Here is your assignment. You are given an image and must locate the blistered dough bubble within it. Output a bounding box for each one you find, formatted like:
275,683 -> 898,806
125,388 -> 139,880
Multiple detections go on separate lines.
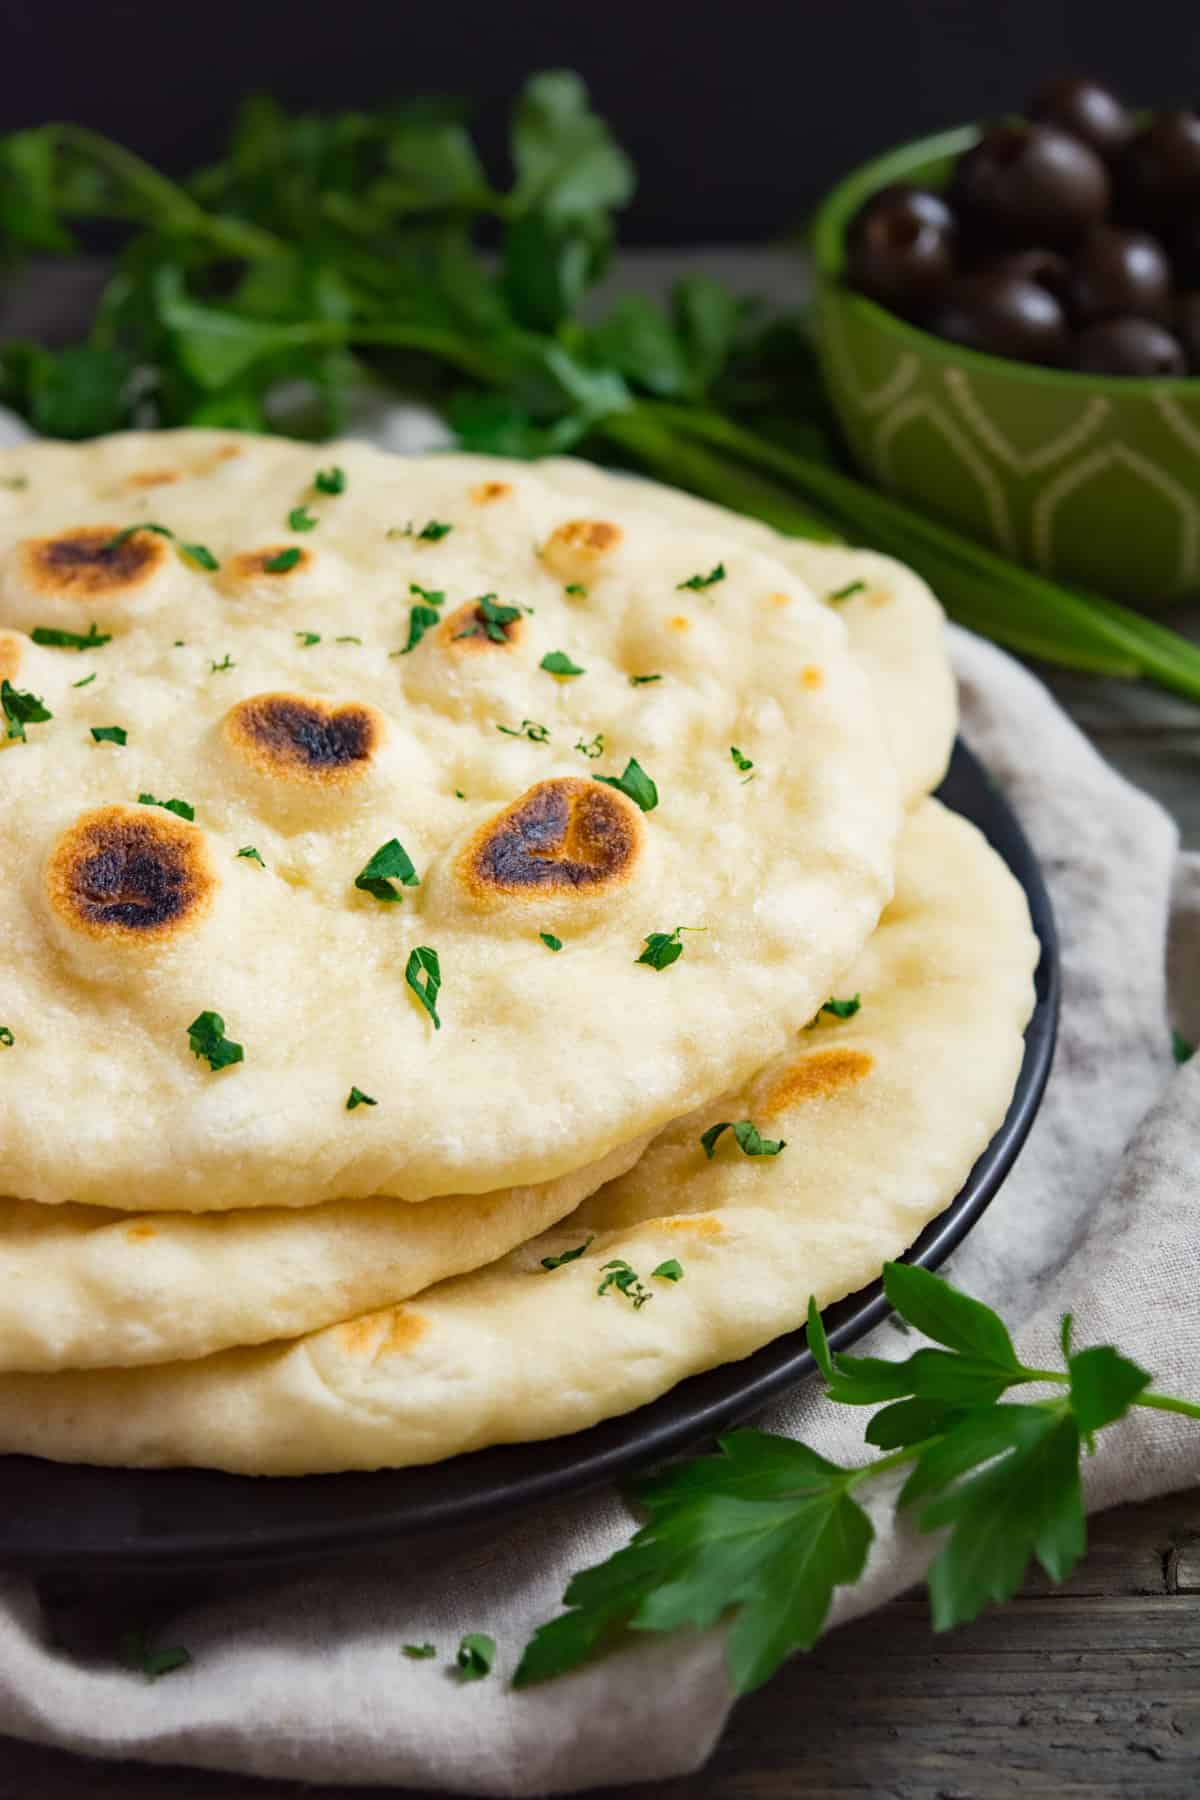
45,804 -> 216,944
222,693 -> 383,789
539,518 -> 623,584
458,777 -> 643,901
19,526 -> 166,601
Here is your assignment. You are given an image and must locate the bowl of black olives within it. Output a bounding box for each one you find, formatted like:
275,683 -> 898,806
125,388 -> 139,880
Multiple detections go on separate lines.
810,77 -> 1200,604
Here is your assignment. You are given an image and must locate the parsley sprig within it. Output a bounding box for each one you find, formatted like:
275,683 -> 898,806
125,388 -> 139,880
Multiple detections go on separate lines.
32,622 -> 111,650
517,1262 -> 1200,1695
355,838 -> 419,903
1,679 -> 52,741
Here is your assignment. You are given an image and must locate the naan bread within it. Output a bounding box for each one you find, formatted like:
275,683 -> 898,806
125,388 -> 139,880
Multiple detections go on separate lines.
0,432 -> 899,1211
0,802 -> 1037,1472
534,457 -> 956,807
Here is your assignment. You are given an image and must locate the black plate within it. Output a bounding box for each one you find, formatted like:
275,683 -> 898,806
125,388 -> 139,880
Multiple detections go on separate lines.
0,740 -> 1058,1572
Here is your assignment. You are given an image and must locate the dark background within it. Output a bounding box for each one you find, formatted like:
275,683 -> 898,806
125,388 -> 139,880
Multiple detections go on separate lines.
2,0 -> 1196,242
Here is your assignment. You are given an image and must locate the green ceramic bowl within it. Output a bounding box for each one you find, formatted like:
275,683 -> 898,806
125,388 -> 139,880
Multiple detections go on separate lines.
811,125 -> 1200,606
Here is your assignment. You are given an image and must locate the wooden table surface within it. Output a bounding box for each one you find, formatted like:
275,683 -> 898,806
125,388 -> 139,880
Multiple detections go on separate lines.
2,257 -> 1199,1793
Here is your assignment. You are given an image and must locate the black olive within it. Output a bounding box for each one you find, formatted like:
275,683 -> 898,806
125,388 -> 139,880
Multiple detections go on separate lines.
973,248 -> 1072,306
1175,293 -> 1200,372
926,272 -> 1069,364
1065,227 -> 1174,325
846,185 -> 957,316
951,123 -> 1110,250
1170,217 -> 1200,289
1117,110 -> 1200,227
1069,316 -> 1187,376
1029,75 -> 1134,160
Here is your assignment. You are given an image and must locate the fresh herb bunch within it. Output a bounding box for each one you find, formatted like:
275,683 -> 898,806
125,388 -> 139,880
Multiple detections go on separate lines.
516,1262 -> 1200,1695
5,75 -> 1200,699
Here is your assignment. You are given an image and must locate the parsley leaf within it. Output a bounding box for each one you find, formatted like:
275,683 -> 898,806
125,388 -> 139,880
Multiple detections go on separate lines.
346,1086 -> 378,1111
288,504 -> 318,531
403,1642 -> 437,1660
820,994 -> 861,1020
406,945 -> 442,1029
456,1633 -> 496,1681
539,931 -> 563,952
295,630 -> 321,646
186,1010 -> 244,1072
700,1120 -> 787,1160
122,1628 -> 192,1683
237,846 -> 265,867
335,635 -> 361,644
314,465 -> 346,495
138,793 -> 194,821
266,547 -> 302,573
541,1234 -> 594,1270
1173,1029 -> 1194,1065
829,580 -> 867,602
72,672 -> 97,688
90,725 -> 127,745
541,649 -> 585,677
677,563 -> 725,592
574,732 -> 604,759
597,1258 -> 651,1308
209,653 -> 235,672
0,1027 -> 13,1047
396,605 -> 442,654
394,519 -> 452,542
1,679 -> 52,741
355,839 -> 419,903
637,927 -> 684,970
497,718 -> 551,743
179,542 -> 220,571
730,746 -> 753,773
565,582 -> 588,596
652,1259 -> 684,1282
105,522 -> 173,552
32,622 -> 111,650
629,673 -> 662,686
455,595 -> 522,642
594,757 -> 657,811
410,582 -> 445,606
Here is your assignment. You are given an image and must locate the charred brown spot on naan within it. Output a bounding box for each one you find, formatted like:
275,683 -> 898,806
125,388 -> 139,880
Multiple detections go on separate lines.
123,469 -> 180,491
227,546 -> 313,581
460,777 -> 642,899
334,1307 -> 427,1361
222,693 -> 381,787
539,518 -> 623,583
471,480 -> 512,504
438,598 -> 525,652
46,806 -> 215,943
20,526 -> 166,600
760,1047 -> 875,1118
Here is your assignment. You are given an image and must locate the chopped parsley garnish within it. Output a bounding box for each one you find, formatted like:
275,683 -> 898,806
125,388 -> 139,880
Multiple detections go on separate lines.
314,465 -> 346,495
105,522 -> 173,552
594,757 -> 657,812
0,474 -> 28,491
393,518 -> 453,542
73,672 -> 97,688
539,931 -> 563,952
820,994 -> 862,1021
397,605 -> 441,655
652,1259 -> 684,1283
497,718 -> 550,743
629,672 -> 663,686
829,580 -> 867,602
597,1259 -> 651,1309
139,793 -> 194,821
455,595 -> 522,642
355,839 -> 419,903
295,630 -> 321,646
1173,1029 -> 1195,1066
288,505 -> 318,531
2,679 -> 52,741
179,542 -> 220,571
677,563 -> 725,592
186,1010 -> 244,1072
454,789 -> 466,799
209,654 -> 235,672
346,1086 -> 378,1111
405,946 -> 442,1029
122,1628 -> 192,1683
541,650 -> 585,677
410,582 -> 445,606
90,725 -> 127,745
636,926 -> 697,971
403,1643 -> 437,1660
236,846 -> 265,867
32,622 -> 112,651
0,1027 -> 13,1047
456,1633 -> 495,1681
335,635 -> 362,644
730,746 -> 753,773
574,732 -> 604,759
700,1120 -> 787,1160
541,1234 -> 594,1270
266,548 -> 302,573
565,582 -> 588,596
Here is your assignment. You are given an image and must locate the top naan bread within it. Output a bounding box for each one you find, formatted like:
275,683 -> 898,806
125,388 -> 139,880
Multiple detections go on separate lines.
0,431 -> 899,1211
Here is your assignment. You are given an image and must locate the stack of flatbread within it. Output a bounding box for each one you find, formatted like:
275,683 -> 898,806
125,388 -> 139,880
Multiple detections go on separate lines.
0,434 -> 1037,1475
